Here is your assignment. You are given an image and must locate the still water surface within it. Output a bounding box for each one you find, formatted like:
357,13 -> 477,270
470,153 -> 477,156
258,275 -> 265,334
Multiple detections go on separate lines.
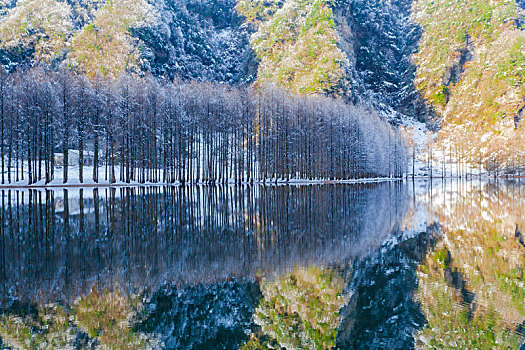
0,181 -> 524,349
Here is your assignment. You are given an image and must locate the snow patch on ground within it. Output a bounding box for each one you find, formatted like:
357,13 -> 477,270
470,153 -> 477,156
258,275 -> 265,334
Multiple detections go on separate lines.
0,165 -> 403,189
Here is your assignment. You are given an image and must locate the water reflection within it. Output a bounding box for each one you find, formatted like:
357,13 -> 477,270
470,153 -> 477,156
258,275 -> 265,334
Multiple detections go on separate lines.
0,184 -> 407,306
0,183 -> 409,349
414,180 -> 525,349
338,227 -> 439,349
0,181 -> 523,349
244,266 -> 348,349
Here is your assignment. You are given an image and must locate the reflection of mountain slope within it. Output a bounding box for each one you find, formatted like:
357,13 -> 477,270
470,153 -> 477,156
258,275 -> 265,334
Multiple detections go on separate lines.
244,266 -> 348,349
415,181 -> 525,348
337,226 -> 439,349
0,289 -> 155,349
0,282 -> 260,350
137,280 -> 261,350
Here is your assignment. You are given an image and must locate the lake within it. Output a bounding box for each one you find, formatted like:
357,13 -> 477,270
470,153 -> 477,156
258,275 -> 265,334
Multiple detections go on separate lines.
0,181 -> 524,349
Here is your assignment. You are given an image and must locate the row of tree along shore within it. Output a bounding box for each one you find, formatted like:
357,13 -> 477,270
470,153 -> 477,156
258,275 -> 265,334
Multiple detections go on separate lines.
0,67 -> 408,185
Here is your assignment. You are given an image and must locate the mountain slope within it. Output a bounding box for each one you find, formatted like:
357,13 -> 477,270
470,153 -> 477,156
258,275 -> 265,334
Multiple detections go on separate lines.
333,0 -> 428,120
0,0 -> 254,82
413,0 -> 524,122
237,0 -> 349,95
413,0 -> 525,173
138,0 -> 254,83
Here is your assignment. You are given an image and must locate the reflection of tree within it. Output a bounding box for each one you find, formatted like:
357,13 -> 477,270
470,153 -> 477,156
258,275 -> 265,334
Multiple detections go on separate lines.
243,266 -> 347,350
415,181 -> 525,348
0,183 -> 408,306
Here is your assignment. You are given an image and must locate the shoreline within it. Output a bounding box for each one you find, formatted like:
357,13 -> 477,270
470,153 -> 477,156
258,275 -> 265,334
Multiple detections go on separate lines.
0,175 -> 521,189
0,177 -> 403,190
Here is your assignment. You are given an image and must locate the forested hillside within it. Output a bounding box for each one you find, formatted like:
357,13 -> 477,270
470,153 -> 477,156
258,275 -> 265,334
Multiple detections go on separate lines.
1,0 -> 525,177
0,0 -> 254,82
